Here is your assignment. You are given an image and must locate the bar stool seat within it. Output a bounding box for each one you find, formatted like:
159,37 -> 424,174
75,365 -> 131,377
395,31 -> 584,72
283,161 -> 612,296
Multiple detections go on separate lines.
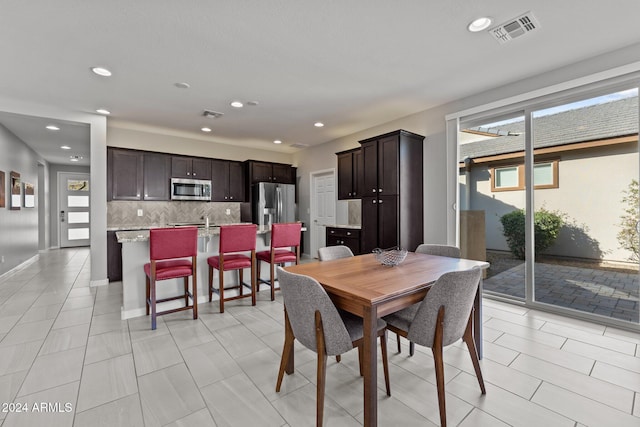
144,226 -> 198,330
207,224 -> 257,313
256,222 -> 301,301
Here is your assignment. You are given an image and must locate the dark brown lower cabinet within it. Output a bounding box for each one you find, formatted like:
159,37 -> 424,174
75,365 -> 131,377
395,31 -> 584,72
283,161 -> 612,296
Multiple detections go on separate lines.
326,227 -> 361,255
107,231 -> 122,282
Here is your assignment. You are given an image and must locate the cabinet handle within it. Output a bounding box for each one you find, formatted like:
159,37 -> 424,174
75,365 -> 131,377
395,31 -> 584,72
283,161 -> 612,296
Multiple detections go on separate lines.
379,199 -> 383,204
372,189 -> 377,193
347,232 -> 351,236
372,200 -> 377,204
378,188 -> 382,193
330,230 -> 335,234
193,172 -> 196,176
224,196 -> 228,200
230,196 -> 233,200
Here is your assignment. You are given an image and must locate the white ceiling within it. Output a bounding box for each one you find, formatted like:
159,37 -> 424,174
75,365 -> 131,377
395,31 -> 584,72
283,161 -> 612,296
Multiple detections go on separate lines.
1,0 -> 640,167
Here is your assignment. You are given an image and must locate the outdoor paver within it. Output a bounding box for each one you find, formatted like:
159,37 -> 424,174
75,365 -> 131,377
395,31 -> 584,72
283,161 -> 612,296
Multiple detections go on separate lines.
485,263 -> 639,322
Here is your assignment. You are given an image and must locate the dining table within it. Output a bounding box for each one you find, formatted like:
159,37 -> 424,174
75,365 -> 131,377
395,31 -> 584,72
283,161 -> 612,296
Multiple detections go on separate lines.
283,251 -> 489,427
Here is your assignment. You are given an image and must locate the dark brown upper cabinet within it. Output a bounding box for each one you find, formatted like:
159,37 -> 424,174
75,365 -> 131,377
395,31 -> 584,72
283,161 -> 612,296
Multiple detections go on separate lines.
337,148 -> 363,199
359,130 -> 424,253
143,152 -> 171,200
211,159 -> 246,202
108,148 -> 143,201
171,156 -> 212,180
246,160 -> 295,184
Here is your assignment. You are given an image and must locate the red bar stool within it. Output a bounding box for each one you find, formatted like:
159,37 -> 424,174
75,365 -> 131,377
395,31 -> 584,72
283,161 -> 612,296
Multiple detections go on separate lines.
144,227 -> 198,330
207,224 -> 257,313
256,222 -> 301,301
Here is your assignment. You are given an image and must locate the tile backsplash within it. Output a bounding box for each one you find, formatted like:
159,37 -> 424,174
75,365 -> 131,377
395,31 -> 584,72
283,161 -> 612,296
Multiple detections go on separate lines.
107,201 -> 241,228
348,200 -> 361,225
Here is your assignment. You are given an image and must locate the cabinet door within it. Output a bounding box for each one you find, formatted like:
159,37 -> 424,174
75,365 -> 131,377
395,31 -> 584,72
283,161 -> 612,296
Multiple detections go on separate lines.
361,197 -> 379,254
337,152 -> 354,200
377,195 -> 399,249
107,231 -> 122,282
143,152 -> 171,200
352,149 -> 363,198
210,159 -> 229,202
251,161 -> 273,183
272,163 -> 293,183
361,140 -> 378,196
227,161 -> 245,201
171,156 -> 191,178
191,158 -> 212,180
343,237 -> 361,255
111,149 -> 143,200
377,135 -> 399,196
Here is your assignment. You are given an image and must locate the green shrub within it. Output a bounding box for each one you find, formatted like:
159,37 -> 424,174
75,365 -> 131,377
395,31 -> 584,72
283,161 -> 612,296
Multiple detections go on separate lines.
617,179 -> 639,261
500,208 -> 564,260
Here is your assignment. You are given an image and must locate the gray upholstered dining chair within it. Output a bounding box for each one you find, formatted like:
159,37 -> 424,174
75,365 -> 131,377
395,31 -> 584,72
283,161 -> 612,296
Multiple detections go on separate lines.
275,267 -> 390,427
383,268 -> 486,427
317,245 -> 354,261
397,244 -> 461,355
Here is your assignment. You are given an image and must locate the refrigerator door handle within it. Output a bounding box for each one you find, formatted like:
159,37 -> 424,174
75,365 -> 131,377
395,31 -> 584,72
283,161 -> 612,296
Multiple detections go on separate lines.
276,186 -> 282,223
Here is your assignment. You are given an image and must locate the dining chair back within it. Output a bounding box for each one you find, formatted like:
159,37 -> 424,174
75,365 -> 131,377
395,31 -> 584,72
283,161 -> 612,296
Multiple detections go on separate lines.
207,224 -> 257,313
275,267 -> 390,427
144,227 -> 198,330
415,244 -> 461,258
384,268 -> 485,427
317,245 -> 353,261
256,222 -> 301,301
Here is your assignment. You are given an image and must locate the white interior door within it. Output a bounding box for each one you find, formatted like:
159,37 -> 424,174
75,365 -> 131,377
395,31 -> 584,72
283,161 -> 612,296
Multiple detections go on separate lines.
310,170 -> 336,258
59,172 -> 90,248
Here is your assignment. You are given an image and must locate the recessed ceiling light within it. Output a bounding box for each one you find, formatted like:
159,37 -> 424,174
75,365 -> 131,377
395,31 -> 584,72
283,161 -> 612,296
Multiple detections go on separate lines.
230,101 -> 244,108
314,122 -> 324,128
201,127 -> 212,132
46,125 -> 60,131
96,109 -> 111,115
91,66 -> 112,77
174,82 -> 190,89
60,145 -> 71,150
468,17 -> 492,32
273,140 -> 282,144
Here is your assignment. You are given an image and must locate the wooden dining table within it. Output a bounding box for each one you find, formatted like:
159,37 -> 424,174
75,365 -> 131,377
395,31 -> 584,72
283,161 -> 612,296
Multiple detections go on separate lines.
283,251 -> 489,427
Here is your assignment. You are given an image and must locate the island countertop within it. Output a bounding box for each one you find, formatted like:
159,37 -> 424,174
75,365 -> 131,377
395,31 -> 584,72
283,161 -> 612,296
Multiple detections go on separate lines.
115,225 -> 274,243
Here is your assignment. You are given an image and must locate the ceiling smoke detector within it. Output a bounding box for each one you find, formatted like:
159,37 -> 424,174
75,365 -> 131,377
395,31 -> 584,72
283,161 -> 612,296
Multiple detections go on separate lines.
490,12 -> 539,44
203,110 -> 224,119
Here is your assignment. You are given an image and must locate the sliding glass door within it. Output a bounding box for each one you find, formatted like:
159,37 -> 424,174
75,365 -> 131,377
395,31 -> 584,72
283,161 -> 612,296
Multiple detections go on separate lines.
457,84 -> 639,327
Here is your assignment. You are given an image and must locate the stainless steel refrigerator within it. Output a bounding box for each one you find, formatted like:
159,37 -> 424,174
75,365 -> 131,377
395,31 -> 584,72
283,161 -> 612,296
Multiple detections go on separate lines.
253,182 -> 296,228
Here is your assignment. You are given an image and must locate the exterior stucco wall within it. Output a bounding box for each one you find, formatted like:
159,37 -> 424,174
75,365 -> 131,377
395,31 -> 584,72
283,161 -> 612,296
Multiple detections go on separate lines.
463,143 -> 638,262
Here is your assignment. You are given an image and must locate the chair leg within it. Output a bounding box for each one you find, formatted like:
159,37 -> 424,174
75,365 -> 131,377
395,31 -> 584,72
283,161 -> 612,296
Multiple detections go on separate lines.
145,276 -> 150,316
239,269 -> 244,296
256,260 -> 261,293
191,267 -> 198,320
335,355 -> 341,363
409,341 -> 415,357
396,333 -> 401,353
432,306 -> 447,427
463,312 -> 486,394
250,255 -> 256,306
358,344 -> 364,376
270,261 -> 276,301
276,322 -> 295,392
150,279 -> 157,330
380,330 -> 391,397
219,266 -> 225,313
315,311 -> 327,427
183,277 -> 189,307
208,265 -> 214,302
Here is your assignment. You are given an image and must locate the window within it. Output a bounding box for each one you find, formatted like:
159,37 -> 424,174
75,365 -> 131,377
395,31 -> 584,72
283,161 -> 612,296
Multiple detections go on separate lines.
491,160 -> 558,191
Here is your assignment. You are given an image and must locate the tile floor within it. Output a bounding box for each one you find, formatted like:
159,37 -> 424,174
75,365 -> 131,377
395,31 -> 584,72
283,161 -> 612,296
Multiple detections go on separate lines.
0,247 -> 639,426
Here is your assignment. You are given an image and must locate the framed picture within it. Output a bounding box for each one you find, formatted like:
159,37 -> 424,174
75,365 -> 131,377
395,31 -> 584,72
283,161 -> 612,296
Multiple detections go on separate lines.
24,182 -> 35,208
0,171 -> 5,208
10,171 -> 20,210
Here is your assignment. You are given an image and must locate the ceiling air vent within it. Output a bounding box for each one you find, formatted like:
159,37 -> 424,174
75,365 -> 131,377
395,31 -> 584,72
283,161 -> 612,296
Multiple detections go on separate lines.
490,12 -> 539,44
203,110 -> 224,119
290,143 -> 309,149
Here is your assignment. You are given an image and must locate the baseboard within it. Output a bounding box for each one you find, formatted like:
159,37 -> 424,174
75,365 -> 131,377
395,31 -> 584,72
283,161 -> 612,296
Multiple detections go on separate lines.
90,278 -> 109,287
0,254 -> 40,281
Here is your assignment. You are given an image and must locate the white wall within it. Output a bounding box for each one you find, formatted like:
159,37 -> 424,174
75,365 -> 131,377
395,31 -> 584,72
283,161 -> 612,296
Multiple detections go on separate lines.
0,124 -> 47,276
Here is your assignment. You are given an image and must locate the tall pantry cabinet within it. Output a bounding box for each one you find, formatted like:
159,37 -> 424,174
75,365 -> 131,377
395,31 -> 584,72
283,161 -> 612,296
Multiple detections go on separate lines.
360,130 -> 424,253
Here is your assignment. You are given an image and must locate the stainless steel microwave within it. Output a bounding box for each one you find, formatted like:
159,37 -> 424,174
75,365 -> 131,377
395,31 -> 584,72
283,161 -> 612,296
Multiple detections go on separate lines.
170,178 -> 212,201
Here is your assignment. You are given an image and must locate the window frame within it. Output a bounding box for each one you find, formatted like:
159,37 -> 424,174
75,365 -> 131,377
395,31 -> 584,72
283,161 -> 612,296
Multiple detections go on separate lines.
490,159 -> 559,192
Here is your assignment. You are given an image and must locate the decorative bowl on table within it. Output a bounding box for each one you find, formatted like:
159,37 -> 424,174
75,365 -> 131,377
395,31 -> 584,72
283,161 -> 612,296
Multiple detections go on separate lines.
373,247 -> 408,266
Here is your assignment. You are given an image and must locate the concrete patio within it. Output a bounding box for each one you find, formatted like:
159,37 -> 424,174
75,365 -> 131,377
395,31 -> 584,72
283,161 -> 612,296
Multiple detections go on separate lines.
484,262 -> 639,323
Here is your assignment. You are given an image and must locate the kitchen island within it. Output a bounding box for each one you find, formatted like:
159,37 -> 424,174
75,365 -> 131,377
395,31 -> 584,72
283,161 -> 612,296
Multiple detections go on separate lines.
115,225 -> 297,319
